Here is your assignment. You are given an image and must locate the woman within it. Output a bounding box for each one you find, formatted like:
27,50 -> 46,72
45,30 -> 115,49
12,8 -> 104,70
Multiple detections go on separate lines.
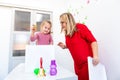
58,12 -> 99,80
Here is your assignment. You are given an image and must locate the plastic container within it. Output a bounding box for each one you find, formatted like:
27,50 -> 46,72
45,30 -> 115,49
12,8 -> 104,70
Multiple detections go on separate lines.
50,60 -> 57,76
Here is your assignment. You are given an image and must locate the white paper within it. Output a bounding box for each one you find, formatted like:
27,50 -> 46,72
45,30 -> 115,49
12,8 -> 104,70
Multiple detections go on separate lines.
25,45 -> 55,73
88,57 -> 107,80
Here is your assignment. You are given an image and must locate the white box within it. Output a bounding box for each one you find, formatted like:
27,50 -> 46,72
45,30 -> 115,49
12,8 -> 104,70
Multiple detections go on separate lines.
25,45 -> 55,73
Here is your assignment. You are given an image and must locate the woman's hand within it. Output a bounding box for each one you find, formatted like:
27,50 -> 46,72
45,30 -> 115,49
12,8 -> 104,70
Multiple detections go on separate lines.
58,42 -> 66,49
92,57 -> 99,66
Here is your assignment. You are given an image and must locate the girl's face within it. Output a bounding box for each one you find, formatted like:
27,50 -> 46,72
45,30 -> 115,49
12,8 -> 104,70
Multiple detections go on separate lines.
42,22 -> 51,34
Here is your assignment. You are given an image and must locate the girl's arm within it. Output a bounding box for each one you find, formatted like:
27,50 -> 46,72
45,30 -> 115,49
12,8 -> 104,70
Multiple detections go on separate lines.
30,26 -> 37,41
49,34 -> 53,45
50,42 -> 53,45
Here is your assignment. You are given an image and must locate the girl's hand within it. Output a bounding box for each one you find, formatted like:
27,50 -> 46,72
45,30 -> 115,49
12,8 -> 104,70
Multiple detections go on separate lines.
58,42 -> 66,49
31,25 -> 37,33
92,57 -> 99,66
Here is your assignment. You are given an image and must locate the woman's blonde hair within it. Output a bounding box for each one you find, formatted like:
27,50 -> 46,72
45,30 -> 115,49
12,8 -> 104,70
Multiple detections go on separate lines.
60,12 -> 76,36
40,20 -> 52,33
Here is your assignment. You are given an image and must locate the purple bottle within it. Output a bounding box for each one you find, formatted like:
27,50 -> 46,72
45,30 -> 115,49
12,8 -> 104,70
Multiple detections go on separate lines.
50,60 -> 57,76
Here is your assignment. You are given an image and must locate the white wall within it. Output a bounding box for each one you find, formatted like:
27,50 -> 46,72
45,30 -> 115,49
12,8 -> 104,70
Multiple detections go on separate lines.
0,7 -> 12,80
64,0 -> 120,80
86,1 -> 120,80
0,0 -> 120,80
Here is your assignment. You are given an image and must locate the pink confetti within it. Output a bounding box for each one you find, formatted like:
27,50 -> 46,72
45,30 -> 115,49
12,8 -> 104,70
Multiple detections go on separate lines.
87,0 -> 90,4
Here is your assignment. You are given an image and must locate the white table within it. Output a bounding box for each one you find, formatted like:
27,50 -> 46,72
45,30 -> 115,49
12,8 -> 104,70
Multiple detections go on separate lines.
4,63 -> 78,80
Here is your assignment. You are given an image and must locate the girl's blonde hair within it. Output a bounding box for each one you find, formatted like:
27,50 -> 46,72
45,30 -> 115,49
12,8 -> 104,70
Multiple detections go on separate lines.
40,20 -> 52,33
60,12 -> 76,37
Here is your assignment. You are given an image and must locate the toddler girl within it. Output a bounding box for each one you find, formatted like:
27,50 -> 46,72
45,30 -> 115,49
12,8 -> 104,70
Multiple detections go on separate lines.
30,20 -> 53,45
